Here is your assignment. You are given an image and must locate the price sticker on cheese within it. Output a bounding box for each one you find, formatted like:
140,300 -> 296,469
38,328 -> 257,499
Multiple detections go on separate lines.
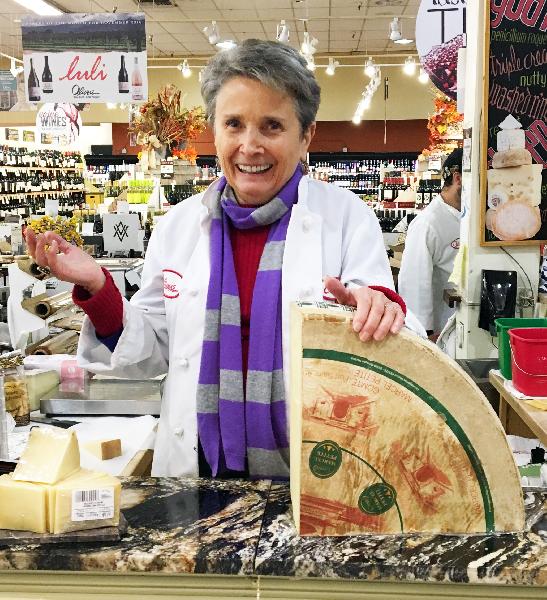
72,487 -> 115,521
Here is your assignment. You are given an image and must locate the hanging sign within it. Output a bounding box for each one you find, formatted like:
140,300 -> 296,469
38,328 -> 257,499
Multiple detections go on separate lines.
416,0 -> 466,99
21,13 -> 147,104
36,103 -> 82,146
480,0 -> 547,246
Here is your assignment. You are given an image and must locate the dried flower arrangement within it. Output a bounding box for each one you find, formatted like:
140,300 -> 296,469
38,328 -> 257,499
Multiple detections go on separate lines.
129,84 -> 206,169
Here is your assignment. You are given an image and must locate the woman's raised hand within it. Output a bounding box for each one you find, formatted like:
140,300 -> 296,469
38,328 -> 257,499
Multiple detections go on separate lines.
25,228 -> 106,295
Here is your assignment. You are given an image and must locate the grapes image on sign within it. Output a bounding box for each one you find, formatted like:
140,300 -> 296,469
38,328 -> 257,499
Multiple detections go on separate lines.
416,0 -> 466,100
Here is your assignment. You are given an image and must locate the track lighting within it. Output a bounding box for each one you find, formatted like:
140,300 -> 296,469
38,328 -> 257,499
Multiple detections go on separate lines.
203,21 -> 220,45
276,20 -> 289,43
364,57 -> 376,78
403,56 -> 416,76
389,17 -> 413,45
9,58 -> 23,78
179,59 -> 191,78
301,31 -> 318,56
418,68 -> 429,84
216,40 -> 237,50
326,57 -> 339,76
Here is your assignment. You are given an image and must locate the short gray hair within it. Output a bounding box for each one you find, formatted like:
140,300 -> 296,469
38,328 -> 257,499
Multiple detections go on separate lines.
201,39 -> 321,135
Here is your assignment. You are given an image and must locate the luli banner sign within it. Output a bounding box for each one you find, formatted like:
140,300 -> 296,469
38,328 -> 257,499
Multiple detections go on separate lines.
21,13 -> 147,104
480,0 -> 547,246
416,0 -> 467,100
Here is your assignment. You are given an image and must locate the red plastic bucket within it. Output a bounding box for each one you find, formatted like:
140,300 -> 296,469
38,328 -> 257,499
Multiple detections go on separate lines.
509,328 -> 547,397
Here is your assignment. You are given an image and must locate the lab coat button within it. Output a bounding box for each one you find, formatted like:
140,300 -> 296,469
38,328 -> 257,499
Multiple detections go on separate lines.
179,358 -> 189,369
302,217 -> 312,232
301,287 -> 314,298
189,288 -> 199,297
174,427 -> 184,438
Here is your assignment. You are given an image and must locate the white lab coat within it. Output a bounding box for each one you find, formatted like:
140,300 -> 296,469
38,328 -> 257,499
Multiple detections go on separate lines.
398,194 -> 461,333
78,176 -> 423,476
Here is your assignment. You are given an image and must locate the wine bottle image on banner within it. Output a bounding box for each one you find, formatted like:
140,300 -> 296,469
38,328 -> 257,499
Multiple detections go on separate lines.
131,56 -> 143,101
28,58 -> 41,102
42,56 -> 53,94
118,55 -> 128,94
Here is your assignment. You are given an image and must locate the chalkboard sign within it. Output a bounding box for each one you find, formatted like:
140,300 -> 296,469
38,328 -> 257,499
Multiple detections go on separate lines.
481,0 -> 546,246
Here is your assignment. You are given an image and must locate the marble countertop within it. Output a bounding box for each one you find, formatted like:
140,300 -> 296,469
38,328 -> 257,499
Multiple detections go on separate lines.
0,478 -> 545,586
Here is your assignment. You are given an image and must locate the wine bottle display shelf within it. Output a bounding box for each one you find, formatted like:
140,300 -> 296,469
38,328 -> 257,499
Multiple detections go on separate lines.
0,166 -> 83,172
0,190 -> 84,197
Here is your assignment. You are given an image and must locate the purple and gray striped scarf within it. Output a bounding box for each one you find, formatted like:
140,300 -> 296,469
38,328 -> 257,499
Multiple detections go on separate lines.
196,166 -> 302,479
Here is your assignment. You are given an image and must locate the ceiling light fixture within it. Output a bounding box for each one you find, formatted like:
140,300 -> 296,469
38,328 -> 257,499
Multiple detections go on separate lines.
179,59 -> 191,78
354,67 -> 381,122
301,31 -> 318,56
326,57 -> 339,76
216,40 -> 237,51
9,58 -> 23,78
403,56 -> 416,76
389,17 -> 413,45
276,19 -> 289,43
364,57 -> 376,78
12,0 -> 62,16
418,67 -> 429,84
203,21 -> 221,46
306,57 -> 316,71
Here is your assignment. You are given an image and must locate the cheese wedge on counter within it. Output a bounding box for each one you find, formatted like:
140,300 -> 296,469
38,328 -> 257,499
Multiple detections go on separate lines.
82,438 -> 122,461
290,302 -> 525,536
24,369 -> 60,412
51,469 -> 121,534
12,428 -> 80,485
0,474 -> 48,533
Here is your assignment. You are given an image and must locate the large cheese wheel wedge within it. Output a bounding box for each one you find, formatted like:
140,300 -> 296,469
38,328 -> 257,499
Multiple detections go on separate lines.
290,302 -> 524,536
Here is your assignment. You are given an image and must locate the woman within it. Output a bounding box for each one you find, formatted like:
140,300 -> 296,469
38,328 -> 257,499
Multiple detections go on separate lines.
26,40 -> 418,479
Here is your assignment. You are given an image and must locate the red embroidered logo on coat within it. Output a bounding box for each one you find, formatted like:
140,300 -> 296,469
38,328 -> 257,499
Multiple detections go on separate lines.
451,238 -> 460,250
163,269 -> 183,299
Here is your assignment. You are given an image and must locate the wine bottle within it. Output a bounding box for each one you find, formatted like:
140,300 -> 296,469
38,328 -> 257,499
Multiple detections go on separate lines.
42,56 -> 53,94
28,58 -> 41,102
118,55 -> 129,94
131,56 -> 143,101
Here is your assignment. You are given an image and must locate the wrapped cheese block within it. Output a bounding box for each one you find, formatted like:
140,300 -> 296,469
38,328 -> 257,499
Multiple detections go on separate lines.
290,302 -> 525,536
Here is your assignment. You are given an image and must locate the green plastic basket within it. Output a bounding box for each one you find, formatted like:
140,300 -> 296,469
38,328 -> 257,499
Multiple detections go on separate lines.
495,318 -> 547,379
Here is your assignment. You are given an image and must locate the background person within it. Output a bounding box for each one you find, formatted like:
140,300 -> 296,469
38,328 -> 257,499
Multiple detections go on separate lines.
26,39 -> 419,479
398,148 -> 463,341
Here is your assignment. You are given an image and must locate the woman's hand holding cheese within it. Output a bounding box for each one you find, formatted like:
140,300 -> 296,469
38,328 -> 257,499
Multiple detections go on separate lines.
324,276 -> 405,342
25,227 -> 105,295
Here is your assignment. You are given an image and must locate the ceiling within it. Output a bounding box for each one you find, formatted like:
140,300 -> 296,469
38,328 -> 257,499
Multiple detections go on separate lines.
0,0 -> 420,63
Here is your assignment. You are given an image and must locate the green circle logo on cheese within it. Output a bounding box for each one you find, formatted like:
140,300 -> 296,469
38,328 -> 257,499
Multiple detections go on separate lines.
309,440 -> 342,478
358,482 -> 397,515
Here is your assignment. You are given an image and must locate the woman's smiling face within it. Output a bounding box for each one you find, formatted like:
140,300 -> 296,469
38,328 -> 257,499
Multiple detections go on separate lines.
213,76 -> 315,206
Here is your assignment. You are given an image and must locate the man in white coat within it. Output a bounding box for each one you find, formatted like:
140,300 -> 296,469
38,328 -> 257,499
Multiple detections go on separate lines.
398,149 -> 463,340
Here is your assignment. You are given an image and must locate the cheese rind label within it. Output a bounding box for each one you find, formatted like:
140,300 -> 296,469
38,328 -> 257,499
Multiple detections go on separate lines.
72,487 -> 115,521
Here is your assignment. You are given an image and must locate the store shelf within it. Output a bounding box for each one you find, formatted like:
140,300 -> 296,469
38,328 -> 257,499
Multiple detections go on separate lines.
0,166 -> 83,172
0,190 -> 84,197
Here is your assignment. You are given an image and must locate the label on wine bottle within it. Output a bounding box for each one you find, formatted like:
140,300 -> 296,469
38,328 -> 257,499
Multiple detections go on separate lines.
43,82 -> 53,93
132,86 -> 143,100
119,82 -> 129,93
29,87 -> 40,100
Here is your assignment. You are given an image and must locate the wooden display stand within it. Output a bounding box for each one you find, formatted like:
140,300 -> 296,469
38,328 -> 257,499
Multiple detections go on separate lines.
489,371 -> 547,445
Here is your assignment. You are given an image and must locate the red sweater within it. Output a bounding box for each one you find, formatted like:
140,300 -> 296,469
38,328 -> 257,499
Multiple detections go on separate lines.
74,227 -> 406,360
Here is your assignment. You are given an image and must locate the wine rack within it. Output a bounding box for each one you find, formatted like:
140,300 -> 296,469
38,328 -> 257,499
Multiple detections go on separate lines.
0,145 -> 85,219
